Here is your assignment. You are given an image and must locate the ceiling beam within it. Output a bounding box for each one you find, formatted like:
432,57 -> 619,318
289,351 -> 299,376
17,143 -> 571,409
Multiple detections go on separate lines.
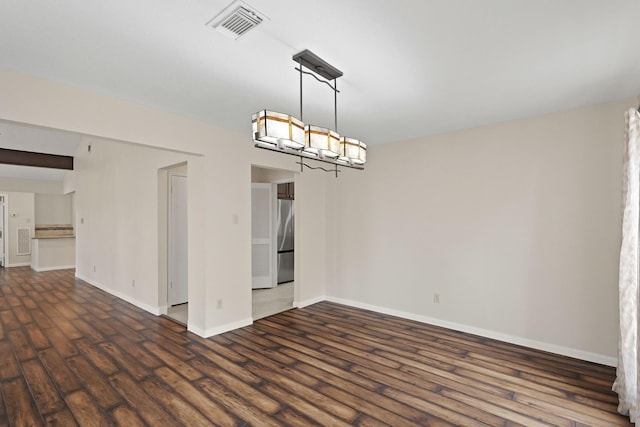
0,148 -> 73,170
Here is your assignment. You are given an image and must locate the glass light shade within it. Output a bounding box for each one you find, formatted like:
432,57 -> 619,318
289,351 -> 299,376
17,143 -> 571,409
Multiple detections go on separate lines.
252,110 -> 305,150
340,137 -> 367,164
304,125 -> 340,158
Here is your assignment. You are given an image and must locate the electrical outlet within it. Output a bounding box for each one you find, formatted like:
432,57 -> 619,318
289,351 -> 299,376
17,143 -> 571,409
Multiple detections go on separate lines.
433,293 -> 440,304
132,280 -> 135,287
217,299 -> 223,309
93,265 -> 96,272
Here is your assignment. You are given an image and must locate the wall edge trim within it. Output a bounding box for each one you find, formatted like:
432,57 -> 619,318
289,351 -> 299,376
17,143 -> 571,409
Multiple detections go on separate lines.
297,295 -> 326,308
7,262 -> 31,268
189,317 -> 253,338
75,273 -> 161,316
32,264 -> 75,272
325,296 -> 617,367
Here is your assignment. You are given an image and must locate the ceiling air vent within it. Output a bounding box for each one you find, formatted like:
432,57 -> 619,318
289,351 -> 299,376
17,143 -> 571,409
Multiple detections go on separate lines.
206,1 -> 267,40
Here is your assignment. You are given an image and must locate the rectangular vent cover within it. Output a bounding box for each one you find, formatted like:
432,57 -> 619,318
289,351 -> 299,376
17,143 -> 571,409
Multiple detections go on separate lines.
17,227 -> 30,255
207,1 -> 267,40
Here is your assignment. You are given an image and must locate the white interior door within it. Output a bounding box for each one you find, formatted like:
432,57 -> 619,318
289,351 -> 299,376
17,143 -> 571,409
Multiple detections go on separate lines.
168,174 -> 188,305
252,183 -> 275,289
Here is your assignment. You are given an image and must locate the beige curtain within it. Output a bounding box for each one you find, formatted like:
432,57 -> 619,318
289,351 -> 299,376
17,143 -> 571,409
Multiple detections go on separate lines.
614,108 -> 640,423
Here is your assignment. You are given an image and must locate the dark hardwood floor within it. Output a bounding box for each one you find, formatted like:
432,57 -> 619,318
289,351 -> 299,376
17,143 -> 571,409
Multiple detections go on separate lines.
0,267 -> 631,426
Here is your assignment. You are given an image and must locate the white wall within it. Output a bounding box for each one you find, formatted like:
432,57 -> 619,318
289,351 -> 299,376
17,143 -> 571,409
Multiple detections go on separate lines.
0,177 -> 62,194
4,192 -> 35,266
251,166 -> 295,183
73,137 -> 197,315
327,98 -> 633,365
0,67 -> 329,337
35,193 -> 73,224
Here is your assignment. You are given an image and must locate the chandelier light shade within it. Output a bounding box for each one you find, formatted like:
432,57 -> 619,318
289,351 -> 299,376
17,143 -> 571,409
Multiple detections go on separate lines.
304,125 -> 340,158
252,49 -> 366,177
252,110 -> 305,150
340,137 -> 367,165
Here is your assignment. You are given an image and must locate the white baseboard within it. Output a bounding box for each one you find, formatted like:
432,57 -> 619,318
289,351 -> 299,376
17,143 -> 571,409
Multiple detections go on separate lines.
297,295 -> 325,308
75,273 -> 161,316
189,317 -> 253,339
325,296 -> 617,367
7,262 -> 31,267
32,264 -> 75,272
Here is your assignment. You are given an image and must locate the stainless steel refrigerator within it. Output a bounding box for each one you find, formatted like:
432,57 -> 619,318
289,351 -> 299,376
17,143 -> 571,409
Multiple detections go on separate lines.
276,184 -> 294,284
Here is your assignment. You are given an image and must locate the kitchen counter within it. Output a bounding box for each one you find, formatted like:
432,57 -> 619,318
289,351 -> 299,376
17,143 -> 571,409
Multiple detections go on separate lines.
31,236 -> 75,272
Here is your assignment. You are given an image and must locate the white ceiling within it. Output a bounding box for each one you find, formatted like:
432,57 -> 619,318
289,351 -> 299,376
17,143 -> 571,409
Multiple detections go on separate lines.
0,0 -> 638,154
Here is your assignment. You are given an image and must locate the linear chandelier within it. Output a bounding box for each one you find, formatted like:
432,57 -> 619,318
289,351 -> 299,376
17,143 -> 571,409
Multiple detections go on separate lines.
252,49 -> 366,176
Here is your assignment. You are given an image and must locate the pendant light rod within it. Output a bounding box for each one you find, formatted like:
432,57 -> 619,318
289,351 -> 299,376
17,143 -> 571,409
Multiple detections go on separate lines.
334,79 -> 338,131
296,160 -> 341,177
293,67 -> 340,93
299,59 -> 303,121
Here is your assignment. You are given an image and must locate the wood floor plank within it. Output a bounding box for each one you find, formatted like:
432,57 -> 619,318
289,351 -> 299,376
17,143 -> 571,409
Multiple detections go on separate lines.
0,310 -> 21,331
273,407 -> 324,426
0,388 -> 7,427
21,359 -> 66,415
111,405 -> 146,427
75,339 -> 119,376
260,382 -> 354,427
43,409 -> 78,427
196,377 -> 283,427
246,361 -> 359,422
44,326 -> 78,359
190,358 -> 281,414
0,268 -> 633,426
153,366 -> 239,426
38,348 -> 83,394
141,341 -> 202,381
314,382 -> 429,426
110,335 -> 161,369
2,376 -> 43,426
67,355 -> 122,409
280,346 -> 383,391
140,329 -> 194,360
7,328 -> 36,361
109,372 -> 180,427
24,323 -> 52,350
0,341 -> 20,380
189,342 -> 263,385
142,377 -> 211,425
98,342 -> 150,380
12,306 -> 33,325
64,390 -> 111,427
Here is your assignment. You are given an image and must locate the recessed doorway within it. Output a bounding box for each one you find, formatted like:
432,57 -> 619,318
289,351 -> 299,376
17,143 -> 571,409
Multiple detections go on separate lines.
159,163 -> 189,325
251,166 -> 295,320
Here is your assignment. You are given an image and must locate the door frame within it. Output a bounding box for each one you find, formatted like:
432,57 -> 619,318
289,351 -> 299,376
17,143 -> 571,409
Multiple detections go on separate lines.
157,162 -> 188,318
0,193 -> 7,268
168,172 -> 188,306
251,183 -> 276,289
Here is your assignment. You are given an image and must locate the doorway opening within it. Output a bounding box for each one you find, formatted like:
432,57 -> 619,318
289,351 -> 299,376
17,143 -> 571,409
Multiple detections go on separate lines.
251,166 -> 296,320
158,163 -> 189,325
